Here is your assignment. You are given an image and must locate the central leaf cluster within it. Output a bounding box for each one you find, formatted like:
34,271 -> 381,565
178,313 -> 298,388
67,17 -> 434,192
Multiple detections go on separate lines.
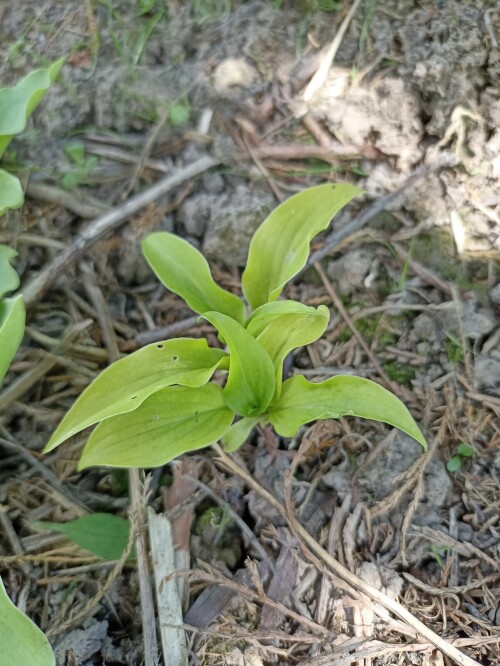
45,184 -> 426,469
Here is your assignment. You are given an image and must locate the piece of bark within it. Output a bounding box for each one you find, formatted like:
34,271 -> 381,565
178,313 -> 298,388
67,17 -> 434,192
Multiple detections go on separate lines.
185,560 -> 272,629
148,508 -> 188,666
258,546 -> 298,631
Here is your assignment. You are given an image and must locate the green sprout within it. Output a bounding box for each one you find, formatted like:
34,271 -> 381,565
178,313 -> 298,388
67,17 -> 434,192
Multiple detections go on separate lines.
446,443 -> 473,473
45,184 -> 426,470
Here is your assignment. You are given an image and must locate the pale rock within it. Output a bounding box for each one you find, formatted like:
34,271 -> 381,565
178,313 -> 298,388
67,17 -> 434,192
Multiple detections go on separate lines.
474,357 -> 500,391
413,314 -> 439,344
203,185 -> 275,266
489,283 -> 500,305
326,249 -> 373,296
433,301 -> 496,339
213,58 -> 257,94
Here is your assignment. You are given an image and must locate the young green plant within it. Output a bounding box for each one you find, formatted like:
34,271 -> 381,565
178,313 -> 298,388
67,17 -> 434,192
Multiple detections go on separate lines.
0,58 -> 64,383
446,442 -> 473,473
45,184 -> 426,469
0,58 -> 64,666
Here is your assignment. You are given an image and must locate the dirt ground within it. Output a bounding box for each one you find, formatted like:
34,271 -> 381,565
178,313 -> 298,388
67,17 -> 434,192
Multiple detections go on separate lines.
1,1 -> 500,664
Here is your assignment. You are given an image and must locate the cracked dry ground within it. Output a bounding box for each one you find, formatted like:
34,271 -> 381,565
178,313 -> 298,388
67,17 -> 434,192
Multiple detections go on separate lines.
1,1 -> 499,665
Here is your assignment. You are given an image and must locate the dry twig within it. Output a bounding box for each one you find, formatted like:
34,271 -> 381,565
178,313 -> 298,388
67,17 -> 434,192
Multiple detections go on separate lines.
303,0 -> 363,102
22,156 -> 219,307
129,472 -> 159,666
213,444 -> 482,666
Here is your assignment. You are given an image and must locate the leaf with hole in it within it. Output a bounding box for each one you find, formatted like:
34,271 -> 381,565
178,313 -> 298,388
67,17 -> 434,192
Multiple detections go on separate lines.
45,338 -> 227,453
247,302 -> 330,397
0,58 -> 64,158
78,383 -> 234,469
142,232 -> 245,323
0,576 -> 54,666
203,311 -> 275,417
242,183 -> 360,309
34,513 -> 134,560
268,374 -> 426,448
0,170 -> 24,217
0,295 -> 25,385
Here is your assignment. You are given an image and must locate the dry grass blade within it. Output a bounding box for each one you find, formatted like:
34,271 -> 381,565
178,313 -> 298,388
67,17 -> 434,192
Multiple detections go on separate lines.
21,156 -> 220,307
186,475 -> 268,560
0,320 -> 93,414
314,261 -> 405,397
403,571 -> 500,596
0,432 -> 87,514
213,444 -> 483,666
303,0 -> 363,102
26,181 -> 109,218
306,166 -> 434,267
409,525 -> 498,570
299,636 -> 500,666
129,470 -> 159,666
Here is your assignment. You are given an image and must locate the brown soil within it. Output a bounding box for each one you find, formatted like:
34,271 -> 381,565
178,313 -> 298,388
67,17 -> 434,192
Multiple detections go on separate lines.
1,1 -> 499,664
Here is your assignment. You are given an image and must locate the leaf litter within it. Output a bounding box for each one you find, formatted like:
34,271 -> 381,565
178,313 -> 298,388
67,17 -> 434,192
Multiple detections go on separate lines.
0,0 -> 499,664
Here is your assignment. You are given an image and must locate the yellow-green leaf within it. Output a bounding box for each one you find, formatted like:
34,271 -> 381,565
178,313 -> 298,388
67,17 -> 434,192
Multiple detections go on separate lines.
0,170 -> 24,216
142,232 -> 245,323
203,311 -> 275,417
247,301 -> 330,397
245,300 -> 322,336
0,576 -> 54,666
242,183 -> 360,309
221,416 -> 261,452
0,58 -> 64,157
268,374 -> 426,448
79,383 -> 234,469
0,244 -> 21,297
45,338 -> 226,452
0,295 -> 25,384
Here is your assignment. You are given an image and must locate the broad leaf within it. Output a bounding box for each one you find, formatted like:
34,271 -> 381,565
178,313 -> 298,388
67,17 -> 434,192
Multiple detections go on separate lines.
34,513 -> 134,560
0,58 -> 64,157
45,338 -> 227,452
203,311 -> 275,417
0,576 -> 55,666
0,170 -> 23,216
446,456 -> 461,473
251,304 -> 330,397
268,374 -> 426,448
0,295 -> 25,384
78,383 -> 234,468
456,443 -> 473,458
0,245 -> 21,298
221,416 -> 261,452
142,232 -> 245,323
242,183 -> 360,309
245,300 -> 323,335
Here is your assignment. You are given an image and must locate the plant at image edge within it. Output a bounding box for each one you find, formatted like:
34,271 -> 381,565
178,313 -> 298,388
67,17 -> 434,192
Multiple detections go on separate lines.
45,184 -> 427,469
0,58 -> 64,384
0,59 -> 64,666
